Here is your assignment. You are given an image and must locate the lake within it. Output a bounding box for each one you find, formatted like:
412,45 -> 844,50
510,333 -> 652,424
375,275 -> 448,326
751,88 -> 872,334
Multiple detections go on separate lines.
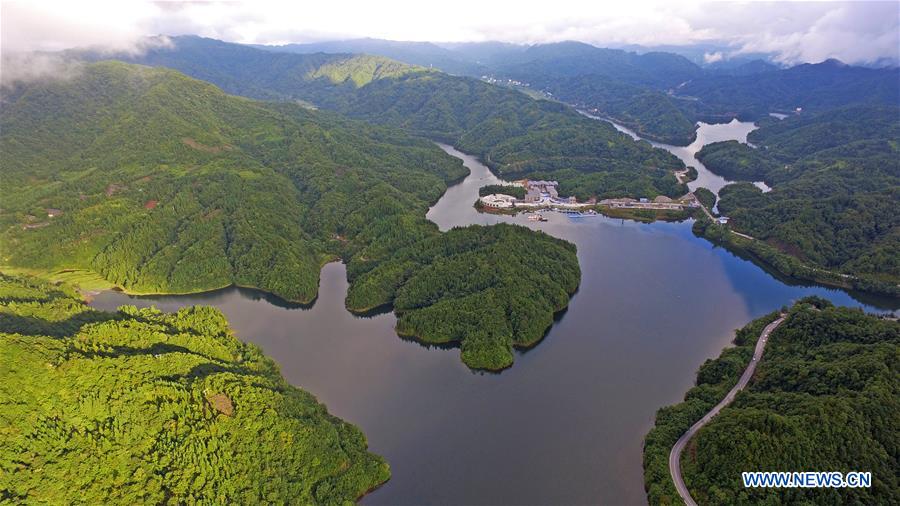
582,112 -> 772,195
91,138 -> 897,505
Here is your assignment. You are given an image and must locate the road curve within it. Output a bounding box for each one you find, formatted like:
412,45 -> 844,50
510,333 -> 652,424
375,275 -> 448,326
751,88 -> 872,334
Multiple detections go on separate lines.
669,314 -> 787,506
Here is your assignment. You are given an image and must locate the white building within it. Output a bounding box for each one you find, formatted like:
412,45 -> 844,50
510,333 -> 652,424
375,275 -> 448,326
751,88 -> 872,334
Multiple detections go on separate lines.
479,194 -> 517,209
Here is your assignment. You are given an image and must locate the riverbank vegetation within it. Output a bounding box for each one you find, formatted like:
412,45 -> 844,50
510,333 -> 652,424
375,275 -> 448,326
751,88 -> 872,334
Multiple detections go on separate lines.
644,309 -> 781,505
693,215 -> 897,297
346,224 -> 580,370
644,298 -> 899,505
536,78 -> 698,145
0,273 -> 390,503
692,187 -> 717,211
704,106 -> 900,296
1,61 -> 583,370
598,206 -> 694,223
694,140 -> 776,182
0,61 -> 463,303
478,184 -> 526,199
474,42 -> 702,145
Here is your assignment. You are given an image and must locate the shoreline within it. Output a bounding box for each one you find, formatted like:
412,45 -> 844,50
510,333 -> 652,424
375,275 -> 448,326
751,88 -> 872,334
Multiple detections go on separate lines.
573,114 -> 899,302
391,285 -> 579,373
0,265 -> 326,307
692,217 -> 900,301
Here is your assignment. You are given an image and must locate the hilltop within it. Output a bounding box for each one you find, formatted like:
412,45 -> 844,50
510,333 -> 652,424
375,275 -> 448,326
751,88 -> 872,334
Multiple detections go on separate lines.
0,60 -> 581,370
91,36 -> 688,201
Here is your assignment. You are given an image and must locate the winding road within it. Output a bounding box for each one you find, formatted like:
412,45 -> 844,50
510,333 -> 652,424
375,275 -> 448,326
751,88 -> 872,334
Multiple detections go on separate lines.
668,314 -> 787,506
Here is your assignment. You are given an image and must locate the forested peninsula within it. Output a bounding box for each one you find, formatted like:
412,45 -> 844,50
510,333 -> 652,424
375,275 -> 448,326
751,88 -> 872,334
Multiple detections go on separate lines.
0,61 -> 579,370
694,106 -> 900,296
347,224 -> 579,370
644,298 -> 899,505
0,274 -> 390,503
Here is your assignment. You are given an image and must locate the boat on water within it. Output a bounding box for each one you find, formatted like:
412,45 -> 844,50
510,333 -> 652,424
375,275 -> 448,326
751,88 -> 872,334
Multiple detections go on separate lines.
568,209 -> 600,218
527,213 -> 548,222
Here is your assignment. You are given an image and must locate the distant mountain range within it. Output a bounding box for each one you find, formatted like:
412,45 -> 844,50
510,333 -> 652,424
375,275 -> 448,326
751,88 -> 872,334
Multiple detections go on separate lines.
3,29 -> 898,506
3,36 -> 900,302
251,37 -> 899,145
252,38 -> 487,76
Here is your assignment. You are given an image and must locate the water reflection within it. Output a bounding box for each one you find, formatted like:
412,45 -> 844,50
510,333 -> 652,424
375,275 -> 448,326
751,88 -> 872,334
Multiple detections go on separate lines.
90,140 -> 896,506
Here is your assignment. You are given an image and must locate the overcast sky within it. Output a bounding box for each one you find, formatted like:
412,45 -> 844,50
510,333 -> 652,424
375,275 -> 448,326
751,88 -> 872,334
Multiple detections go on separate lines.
2,1 -> 898,65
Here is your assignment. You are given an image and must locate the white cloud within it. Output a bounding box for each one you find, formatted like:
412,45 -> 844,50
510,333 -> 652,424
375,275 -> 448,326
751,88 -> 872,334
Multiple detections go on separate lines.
1,0 -> 897,65
0,52 -> 83,89
703,51 -> 724,64
729,3 -> 900,65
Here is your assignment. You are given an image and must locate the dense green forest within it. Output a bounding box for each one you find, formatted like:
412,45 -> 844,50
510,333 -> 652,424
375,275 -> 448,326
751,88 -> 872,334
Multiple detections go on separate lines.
0,273 -> 389,503
679,60 -> 900,121
488,42 -> 702,89
701,106 -> 900,294
692,187 -> 717,211
500,52 -> 898,139
255,39 -> 488,77
694,141 -> 777,182
242,38 -> 899,148
258,39 -> 702,144
462,44 -> 896,145
644,298 -> 899,505
562,82 -> 697,145
94,36 -> 689,201
346,224 -> 580,370
0,61 -> 582,369
479,42 -> 701,144
0,61 -> 463,302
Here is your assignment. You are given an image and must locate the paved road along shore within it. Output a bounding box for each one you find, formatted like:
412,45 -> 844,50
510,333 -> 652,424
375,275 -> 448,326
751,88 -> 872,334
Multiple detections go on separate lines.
668,314 -> 788,506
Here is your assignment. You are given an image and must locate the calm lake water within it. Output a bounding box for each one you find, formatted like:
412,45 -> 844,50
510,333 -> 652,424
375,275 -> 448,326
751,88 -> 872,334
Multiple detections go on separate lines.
91,139 -> 897,505
583,113 -> 771,195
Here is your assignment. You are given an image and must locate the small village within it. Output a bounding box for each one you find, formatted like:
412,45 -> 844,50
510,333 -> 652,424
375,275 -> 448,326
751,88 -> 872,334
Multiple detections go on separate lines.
479,180 -> 701,216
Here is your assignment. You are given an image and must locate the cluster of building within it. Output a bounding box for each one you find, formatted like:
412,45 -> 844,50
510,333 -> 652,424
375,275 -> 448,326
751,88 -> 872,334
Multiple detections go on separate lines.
480,180 -> 586,210
479,193 -> 517,209
523,180 -> 579,204
480,181 -> 704,215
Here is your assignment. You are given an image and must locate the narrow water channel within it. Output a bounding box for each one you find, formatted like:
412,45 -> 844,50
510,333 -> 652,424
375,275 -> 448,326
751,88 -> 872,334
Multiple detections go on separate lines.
90,135 -> 896,505
581,112 -> 771,195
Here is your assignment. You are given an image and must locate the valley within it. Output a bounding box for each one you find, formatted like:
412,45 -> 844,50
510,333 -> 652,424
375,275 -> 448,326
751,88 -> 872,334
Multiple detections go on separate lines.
2,11 -> 898,504
85,138 -> 896,505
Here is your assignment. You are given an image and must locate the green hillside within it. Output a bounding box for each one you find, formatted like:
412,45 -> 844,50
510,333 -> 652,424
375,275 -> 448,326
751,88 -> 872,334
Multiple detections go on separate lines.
257,40 -> 702,144
0,61 -> 460,302
105,36 -> 688,201
347,224 -> 580,370
644,298 -> 899,505
0,273 -> 389,503
483,42 -> 702,145
697,106 -> 900,295
694,140 -> 777,182
0,61 -> 580,369
679,60 -> 900,120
